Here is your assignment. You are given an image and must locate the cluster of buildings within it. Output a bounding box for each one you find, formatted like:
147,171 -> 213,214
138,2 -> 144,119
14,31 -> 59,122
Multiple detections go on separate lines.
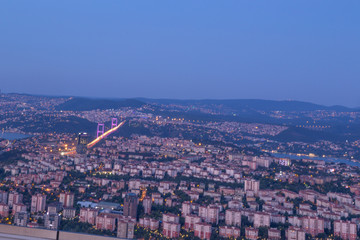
1,130 -> 360,239
1,94 -> 360,239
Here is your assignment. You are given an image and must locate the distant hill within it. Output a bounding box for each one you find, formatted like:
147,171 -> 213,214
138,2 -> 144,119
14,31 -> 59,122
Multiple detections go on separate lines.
273,126 -> 338,143
138,98 -> 354,112
56,98 -> 145,111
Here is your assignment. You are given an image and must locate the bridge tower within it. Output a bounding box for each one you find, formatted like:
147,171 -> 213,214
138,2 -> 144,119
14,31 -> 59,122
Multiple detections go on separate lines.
111,118 -> 118,128
97,123 -> 105,138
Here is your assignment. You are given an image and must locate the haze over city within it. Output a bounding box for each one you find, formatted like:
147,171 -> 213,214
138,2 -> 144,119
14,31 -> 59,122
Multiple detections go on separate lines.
1,1 -> 360,106
1,1 -> 360,240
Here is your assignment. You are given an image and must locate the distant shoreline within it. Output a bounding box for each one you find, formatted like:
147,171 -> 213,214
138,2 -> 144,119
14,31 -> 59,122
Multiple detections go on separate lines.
272,152 -> 360,167
0,132 -> 31,140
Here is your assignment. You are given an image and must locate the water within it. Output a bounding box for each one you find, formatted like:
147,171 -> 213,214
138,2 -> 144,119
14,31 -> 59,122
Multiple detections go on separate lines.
272,153 -> 360,168
0,132 -> 31,140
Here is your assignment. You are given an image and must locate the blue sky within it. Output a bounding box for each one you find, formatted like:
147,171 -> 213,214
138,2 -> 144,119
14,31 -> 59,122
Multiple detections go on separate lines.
1,1 -> 359,106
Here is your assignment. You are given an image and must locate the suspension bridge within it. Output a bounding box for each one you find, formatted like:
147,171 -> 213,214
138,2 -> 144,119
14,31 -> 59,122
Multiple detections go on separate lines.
62,118 -> 126,155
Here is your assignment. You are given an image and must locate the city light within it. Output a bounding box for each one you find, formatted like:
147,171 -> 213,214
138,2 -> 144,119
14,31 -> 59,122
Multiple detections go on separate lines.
61,120 -> 126,155
87,120 -> 126,148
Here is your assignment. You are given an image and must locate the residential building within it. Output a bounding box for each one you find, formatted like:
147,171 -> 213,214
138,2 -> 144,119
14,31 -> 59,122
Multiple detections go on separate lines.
142,196 -> 152,214
219,226 -> 240,239
301,217 -> 324,236
184,214 -> 201,230
254,212 -> 270,228
199,205 -> 219,224
117,217 -> 136,239
14,211 -> 28,227
139,217 -> 159,230
225,209 -> 241,227
268,228 -> 281,240
244,179 -> 260,194
0,191 -> 8,204
162,221 -> 180,238
44,212 -> 60,230
245,227 -> 259,240
59,192 -> 74,208
286,227 -> 306,240
334,220 -> 357,240
124,193 -> 138,218
8,192 -> 23,207
163,213 -> 179,223
80,208 -> 99,225
194,222 -> 212,240
12,203 -> 26,215
0,203 -> 9,217
96,213 -> 120,231
31,194 -> 46,213
63,207 -> 76,219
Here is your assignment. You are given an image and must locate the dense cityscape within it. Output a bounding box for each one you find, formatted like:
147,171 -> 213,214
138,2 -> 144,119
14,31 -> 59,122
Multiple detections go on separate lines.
0,93 -> 360,239
1,0 -> 359,239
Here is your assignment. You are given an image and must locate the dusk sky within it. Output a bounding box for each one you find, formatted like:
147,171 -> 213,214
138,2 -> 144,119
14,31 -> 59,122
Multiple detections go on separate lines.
1,1 -> 359,107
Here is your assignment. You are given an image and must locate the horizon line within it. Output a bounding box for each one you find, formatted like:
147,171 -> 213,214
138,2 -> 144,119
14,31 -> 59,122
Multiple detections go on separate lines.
2,91 -> 359,109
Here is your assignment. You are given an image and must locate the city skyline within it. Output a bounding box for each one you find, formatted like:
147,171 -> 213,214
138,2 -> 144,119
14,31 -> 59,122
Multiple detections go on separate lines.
1,1 -> 360,107
2,91 -> 360,109
2,1 -> 360,240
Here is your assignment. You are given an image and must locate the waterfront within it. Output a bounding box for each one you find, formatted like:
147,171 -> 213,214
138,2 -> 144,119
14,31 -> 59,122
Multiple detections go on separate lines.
273,153 -> 360,168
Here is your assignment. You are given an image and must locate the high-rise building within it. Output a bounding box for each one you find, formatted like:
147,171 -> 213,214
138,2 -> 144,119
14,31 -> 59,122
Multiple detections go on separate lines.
123,193 -> 138,218
59,192 -> 75,208
76,132 -> 89,154
31,194 -> 46,213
